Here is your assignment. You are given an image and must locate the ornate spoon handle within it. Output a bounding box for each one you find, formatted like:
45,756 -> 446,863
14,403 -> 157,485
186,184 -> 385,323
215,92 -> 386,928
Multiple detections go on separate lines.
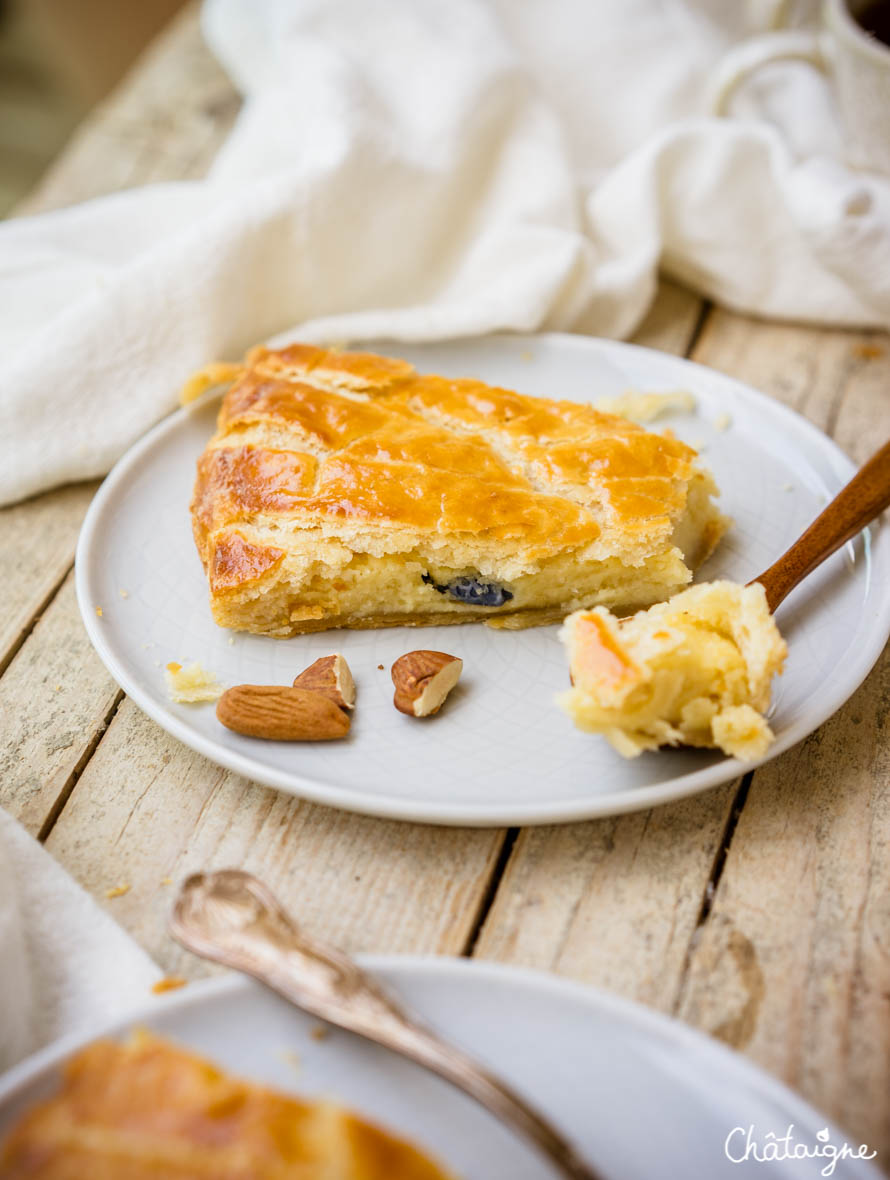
170,869 -> 603,1180
753,438 -> 890,612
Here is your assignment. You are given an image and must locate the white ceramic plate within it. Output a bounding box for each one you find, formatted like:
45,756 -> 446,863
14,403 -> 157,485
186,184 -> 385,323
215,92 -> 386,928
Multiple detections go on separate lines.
0,959 -> 879,1179
75,334 -> 890,825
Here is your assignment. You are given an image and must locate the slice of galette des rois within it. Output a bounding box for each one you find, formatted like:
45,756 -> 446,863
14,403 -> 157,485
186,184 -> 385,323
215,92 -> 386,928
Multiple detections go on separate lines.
185,344 -> 728,637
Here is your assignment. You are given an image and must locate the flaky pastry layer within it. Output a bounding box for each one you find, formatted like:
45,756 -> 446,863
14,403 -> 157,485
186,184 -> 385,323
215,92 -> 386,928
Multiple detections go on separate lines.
188,344 -> 728,636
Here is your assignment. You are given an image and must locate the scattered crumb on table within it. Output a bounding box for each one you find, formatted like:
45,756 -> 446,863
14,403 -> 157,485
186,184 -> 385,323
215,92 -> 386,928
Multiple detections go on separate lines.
119,589 -> 129,599
151,977 -> 187,995
310,1024 -> 330,1042
519,349 -> 534,363
853,342 -> 884,360
160,876 -> 173,886
714,412 -> 731,432
95,606 -> 103,617
227,637 -> 235,645
377,664 -> 384,670
105,883 -> 130,900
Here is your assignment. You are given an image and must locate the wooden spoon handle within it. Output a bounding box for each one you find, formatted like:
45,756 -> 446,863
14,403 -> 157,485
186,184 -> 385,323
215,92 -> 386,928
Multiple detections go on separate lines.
753,438 -> 890,613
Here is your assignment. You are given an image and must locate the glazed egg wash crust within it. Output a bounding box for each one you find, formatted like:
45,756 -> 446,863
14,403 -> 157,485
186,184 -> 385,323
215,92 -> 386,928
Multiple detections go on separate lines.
188,344 -> 728,637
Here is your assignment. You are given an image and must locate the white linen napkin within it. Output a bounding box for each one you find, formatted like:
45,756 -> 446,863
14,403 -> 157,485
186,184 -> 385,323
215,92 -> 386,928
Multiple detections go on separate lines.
0,810 -> 160,1072
1,0 -> 889,508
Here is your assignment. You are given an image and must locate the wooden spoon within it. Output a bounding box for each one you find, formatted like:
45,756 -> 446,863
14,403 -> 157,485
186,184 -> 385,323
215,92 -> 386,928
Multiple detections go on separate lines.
752,438 -> 890,612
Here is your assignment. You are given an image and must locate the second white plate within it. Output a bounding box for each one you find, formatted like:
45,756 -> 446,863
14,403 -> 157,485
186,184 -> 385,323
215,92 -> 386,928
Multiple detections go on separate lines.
75,333 -> 890,825
0,960 -> 880,1179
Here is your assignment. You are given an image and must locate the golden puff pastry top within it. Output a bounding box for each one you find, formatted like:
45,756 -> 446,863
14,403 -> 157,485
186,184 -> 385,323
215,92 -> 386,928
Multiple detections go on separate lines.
0,1032 -> 454,1179
190,343 -> 713,596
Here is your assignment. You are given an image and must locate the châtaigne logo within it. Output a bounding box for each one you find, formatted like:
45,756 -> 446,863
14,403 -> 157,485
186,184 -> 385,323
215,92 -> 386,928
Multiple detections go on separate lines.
724,1124 -> 877,1176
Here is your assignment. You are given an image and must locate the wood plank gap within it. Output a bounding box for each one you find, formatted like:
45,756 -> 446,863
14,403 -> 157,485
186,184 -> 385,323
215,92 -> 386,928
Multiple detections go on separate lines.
0,560 -> 73,677
461,827 -> 520,958
672,770 -> 754,1009
36,689 -> 125,843
683,299 -> 713,360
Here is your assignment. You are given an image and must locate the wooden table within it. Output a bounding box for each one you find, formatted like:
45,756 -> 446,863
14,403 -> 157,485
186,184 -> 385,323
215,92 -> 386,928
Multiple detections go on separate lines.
5,6 -> 890,1167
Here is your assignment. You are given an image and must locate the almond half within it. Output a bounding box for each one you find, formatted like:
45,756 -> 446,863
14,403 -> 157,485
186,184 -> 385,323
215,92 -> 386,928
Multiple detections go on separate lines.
293,653 -> 355,711
217,685 -> 350,741
392,651 -> 463,718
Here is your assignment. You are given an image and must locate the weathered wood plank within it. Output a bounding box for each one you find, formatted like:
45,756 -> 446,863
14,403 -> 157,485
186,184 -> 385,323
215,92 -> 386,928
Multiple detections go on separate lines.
0,483 -> 97,674
474,786 -> 737,1010
44,698 -> 505,976
630,279 -> 704,356
0,572 -> 120,835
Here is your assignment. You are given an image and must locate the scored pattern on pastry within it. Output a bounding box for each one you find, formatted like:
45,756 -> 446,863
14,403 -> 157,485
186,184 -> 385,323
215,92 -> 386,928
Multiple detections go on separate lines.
190,344 -> 728,636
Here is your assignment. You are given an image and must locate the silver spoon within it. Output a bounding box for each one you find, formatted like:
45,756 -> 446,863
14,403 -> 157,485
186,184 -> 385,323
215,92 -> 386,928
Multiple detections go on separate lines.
170,869 -> 603,1180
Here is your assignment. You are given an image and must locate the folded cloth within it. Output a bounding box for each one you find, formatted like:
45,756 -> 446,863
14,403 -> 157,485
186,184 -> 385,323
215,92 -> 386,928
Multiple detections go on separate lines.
1,0 -> 889,507
0,810 -> 160,1073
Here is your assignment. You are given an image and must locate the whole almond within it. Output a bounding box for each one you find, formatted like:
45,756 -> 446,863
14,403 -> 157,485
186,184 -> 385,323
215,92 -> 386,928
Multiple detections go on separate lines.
392,651 -> 463,717
293,653 -> 355,710
217,685 -> 350,741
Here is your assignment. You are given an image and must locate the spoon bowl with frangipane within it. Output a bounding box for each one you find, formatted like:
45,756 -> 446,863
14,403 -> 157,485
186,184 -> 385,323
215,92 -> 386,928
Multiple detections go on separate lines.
559,438 -> 890,761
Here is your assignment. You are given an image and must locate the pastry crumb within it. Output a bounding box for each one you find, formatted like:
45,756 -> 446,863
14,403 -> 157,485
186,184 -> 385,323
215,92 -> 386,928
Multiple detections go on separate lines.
105,884 -> 130,900
714,412 -> 731,432
151,977 -> 187,995
160,876 -> 173,886
853,342 -> 884,360
519,349 -> 534,363
309,1024 -> 330,1042
227,637 -> 235,645
597,389 -> 696,423
119,589 -> 129,599
377,663 -> 384,670
95,606 -> 103,617
165,661 -> 224,703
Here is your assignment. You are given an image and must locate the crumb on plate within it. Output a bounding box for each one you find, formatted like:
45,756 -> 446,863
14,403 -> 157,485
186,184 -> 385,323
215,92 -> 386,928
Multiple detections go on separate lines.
151,977 -> 187,995
713,412 -> 732,432
165,661 -> 224,703
596,389 -> 696,423
105,884 -> 130,900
